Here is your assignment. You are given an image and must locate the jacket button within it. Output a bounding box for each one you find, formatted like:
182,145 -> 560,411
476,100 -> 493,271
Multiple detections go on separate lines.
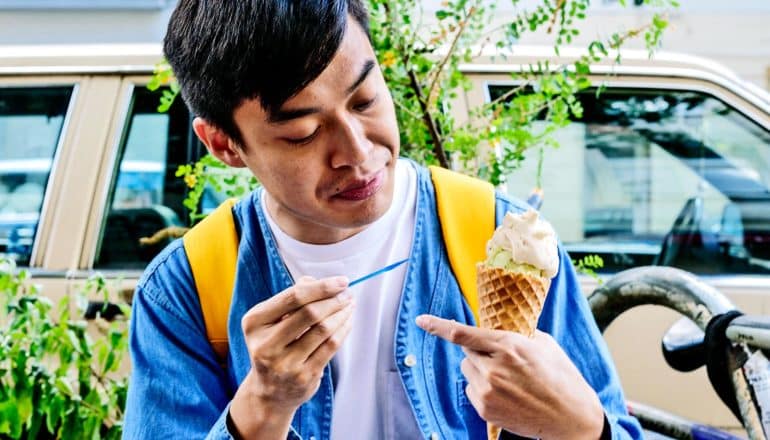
430,432 -> 439,440
404,354 -> 417,367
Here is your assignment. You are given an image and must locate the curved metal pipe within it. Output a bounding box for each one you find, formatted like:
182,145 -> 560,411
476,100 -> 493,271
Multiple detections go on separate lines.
588,266 -> 736,332
588,266 -> 767,439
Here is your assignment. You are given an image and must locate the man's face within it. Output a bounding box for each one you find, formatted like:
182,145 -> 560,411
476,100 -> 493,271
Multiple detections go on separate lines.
229,17 -> 399,244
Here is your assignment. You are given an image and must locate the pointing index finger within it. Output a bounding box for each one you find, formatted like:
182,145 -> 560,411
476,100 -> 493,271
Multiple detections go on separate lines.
415,314 -> 505,353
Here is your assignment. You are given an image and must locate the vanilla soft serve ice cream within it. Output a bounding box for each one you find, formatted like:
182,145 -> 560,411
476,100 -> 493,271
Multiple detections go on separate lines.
484,209 -> 559,278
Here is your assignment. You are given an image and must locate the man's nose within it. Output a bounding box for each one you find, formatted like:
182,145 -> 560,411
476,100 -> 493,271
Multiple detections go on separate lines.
329,114 -> 372,168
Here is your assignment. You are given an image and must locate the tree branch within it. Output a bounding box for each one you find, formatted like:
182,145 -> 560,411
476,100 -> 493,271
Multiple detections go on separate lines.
408,69 -> 450,168
426,4 -> 478,108
451,80 -> 532,140
546,0 -> 567,34
393,97 -> 425,123
386,0 -> 450,169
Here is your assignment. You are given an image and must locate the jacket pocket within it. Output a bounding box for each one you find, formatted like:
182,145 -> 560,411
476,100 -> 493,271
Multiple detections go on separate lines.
384,371 -> 423,439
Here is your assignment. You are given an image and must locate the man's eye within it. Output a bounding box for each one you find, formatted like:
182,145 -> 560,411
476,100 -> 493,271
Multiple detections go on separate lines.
285,128 -> 319,145
353,95 -> 377,111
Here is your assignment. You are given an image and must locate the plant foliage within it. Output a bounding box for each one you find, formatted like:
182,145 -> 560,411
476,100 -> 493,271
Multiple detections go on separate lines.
0,262 -> 129,439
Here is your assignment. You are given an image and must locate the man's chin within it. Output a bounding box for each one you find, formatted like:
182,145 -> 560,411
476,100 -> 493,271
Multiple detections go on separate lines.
328,190 -> 392,228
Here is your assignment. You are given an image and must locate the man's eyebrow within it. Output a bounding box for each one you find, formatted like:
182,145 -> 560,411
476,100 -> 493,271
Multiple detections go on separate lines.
268,59 -> 376,124
346,59 -> 376,95
268,106 -> 321,124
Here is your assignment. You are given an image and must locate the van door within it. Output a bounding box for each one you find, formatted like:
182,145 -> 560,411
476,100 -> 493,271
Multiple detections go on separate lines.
0,73 -> 126,301
80,76 -> 206,288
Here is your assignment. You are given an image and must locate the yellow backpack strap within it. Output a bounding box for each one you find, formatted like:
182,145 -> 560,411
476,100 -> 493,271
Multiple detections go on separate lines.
182,198 -> 238,363
429,166 -> 495,324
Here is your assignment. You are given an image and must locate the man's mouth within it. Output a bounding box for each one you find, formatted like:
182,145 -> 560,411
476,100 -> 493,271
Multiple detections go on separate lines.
334,169 -> 385,201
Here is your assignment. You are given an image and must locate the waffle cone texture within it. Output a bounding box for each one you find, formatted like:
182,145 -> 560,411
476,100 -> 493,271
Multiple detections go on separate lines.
476,264 -> 550,336
476,263 -> 551,440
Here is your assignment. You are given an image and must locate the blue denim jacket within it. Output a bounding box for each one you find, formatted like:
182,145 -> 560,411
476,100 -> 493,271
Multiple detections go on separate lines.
123,164 -> 642,440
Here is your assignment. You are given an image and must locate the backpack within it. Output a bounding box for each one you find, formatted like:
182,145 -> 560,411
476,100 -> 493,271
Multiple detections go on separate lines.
183,165 -> 495,362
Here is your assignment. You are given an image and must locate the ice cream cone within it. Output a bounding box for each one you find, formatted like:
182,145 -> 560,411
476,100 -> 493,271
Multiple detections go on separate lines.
475,209 -> 558,440
476,263 -> 550,440
476,264 -> 550,336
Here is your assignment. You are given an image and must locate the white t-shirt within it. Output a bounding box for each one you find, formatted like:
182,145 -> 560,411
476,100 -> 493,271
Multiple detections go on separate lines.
261,159 -> 419,439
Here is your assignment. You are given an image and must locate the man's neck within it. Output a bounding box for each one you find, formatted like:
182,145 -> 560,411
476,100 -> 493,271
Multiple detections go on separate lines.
263,192 -> 368,244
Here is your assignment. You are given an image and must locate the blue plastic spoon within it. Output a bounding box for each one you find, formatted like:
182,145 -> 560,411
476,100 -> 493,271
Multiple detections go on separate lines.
348,258 -> 409,287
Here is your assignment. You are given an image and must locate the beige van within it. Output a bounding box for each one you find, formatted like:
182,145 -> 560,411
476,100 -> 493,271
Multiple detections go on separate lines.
1,43 -> 769,432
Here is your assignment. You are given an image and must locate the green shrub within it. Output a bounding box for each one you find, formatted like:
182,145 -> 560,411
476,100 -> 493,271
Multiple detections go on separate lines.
0,261 -> 129,439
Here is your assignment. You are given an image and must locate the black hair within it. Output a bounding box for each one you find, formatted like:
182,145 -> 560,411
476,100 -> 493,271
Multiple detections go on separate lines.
163,0 -> 370,145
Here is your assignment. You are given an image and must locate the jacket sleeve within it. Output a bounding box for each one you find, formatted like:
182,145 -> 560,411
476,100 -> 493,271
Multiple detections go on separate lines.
122,241 -> 236,439
495,196 -> 643,440
541,245 -> 643,439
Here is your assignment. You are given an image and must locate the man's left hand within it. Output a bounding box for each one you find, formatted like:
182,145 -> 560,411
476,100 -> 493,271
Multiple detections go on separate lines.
415,314 -> 605,440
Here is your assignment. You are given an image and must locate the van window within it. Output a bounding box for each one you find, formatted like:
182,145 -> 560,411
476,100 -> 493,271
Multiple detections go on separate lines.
0,86 -> 72,266
489,86 -> 770,275
94,86 -> 205,270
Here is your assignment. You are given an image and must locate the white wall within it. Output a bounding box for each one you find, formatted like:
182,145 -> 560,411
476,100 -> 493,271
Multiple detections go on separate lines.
0,8 -> 173,45
0,1 -> 767,89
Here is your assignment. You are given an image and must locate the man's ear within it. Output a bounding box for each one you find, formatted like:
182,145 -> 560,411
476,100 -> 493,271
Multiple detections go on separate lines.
192,117 -> 246,168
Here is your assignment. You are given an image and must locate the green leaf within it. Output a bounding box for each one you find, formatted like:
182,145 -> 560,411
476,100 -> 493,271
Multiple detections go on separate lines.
54,377 -> 74,397
653,15 -> 668,29
576,76 -> 592,89
109,329 -> 124,348
46,395 -> 63,434
435,10 -> 451,20
103,351 -> 117,375
59,405 -> 79,439
176,164 -> 192,176
16,385 -> 33,424
86,416 -> 101,440
0,400 -> 21,437
146,77 -> 160,91
105,423 -> 122,440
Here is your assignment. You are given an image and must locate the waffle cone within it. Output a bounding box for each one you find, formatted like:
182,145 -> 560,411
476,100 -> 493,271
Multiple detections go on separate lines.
476,263 -> 550,440
476,264 -> 550,336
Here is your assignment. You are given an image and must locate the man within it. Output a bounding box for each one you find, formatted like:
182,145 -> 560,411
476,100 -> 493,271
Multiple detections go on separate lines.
123,1 -> 642,439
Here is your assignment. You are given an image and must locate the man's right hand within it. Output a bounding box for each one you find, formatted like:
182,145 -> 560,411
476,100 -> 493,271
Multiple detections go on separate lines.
229,275 -> 354,439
